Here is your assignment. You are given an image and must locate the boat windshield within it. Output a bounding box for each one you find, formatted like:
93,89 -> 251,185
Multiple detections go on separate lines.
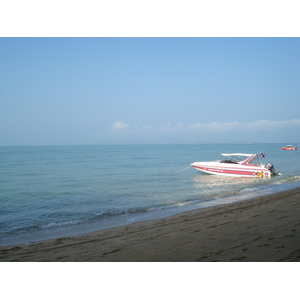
246,155 -> 261,166
221,154 -> 251,163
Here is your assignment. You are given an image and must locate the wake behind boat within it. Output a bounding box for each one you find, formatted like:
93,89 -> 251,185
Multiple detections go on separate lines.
191,152 -> 280,178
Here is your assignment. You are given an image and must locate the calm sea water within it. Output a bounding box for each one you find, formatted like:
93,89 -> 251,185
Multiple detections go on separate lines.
1,143 -> 299,246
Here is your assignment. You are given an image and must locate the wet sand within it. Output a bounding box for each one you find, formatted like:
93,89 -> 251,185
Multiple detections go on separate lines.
1,187 -> 300,262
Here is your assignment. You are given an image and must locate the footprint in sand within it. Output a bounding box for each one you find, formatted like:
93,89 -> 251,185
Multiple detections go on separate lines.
257,244 -> 270,247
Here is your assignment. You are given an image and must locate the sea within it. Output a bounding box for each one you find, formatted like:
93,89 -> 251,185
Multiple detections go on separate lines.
1,143 -> 300,246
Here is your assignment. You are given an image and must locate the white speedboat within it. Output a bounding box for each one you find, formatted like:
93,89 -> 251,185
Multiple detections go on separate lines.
191,152 -> 280,178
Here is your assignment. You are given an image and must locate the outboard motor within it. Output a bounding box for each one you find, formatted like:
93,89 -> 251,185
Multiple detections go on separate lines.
265,163 -> 281,176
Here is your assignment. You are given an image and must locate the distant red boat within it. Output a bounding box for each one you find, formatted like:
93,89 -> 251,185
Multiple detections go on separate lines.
281,145 -> 297,150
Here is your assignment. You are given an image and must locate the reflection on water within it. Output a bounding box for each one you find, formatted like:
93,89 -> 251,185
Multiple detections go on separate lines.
192,173 -> 271,200
193,173 -> 261,186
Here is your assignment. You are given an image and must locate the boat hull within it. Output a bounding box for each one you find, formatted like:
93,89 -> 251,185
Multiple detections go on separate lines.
191,162 -> 271,178
281,147 -> 297,150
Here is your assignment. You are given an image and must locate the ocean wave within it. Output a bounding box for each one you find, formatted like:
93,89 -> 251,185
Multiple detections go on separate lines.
0,219 -> 86,236
0,206 -> 157,236
273,175 -> 300,185
2,177 -> 299,239
42,219 -> 84,229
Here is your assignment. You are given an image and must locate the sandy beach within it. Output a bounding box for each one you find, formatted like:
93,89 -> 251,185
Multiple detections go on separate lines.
1,186 -> 300,262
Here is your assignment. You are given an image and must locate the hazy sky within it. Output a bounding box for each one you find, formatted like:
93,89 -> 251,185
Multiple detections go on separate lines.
1,37 -> 299,145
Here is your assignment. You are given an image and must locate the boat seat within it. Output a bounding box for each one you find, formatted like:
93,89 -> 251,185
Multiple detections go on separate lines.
220,159 -> 238,164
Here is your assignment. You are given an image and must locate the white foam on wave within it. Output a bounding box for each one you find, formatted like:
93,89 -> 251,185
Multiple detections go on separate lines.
42,219 -> 83,229
273,175 -> 300,185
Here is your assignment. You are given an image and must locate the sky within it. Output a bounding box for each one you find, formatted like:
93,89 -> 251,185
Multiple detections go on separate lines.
1,37 -> 300,145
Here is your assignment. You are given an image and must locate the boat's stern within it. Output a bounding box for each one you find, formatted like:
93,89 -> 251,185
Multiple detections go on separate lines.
265,162 -> 281,176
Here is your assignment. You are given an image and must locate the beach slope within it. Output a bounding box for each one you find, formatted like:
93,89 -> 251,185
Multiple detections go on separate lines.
1,187 -> 300,262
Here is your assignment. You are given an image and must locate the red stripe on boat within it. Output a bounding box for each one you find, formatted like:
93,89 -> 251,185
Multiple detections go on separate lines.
194,166 -> 257,176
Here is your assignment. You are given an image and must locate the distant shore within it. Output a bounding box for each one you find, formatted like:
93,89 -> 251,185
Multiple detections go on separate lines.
1,186 -> 300,262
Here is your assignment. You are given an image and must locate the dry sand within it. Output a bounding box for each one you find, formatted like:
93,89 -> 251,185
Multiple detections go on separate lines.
1,187 -> 300,262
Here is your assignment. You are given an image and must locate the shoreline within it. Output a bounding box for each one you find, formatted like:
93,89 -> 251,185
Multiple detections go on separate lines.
1,186 -> 300,261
